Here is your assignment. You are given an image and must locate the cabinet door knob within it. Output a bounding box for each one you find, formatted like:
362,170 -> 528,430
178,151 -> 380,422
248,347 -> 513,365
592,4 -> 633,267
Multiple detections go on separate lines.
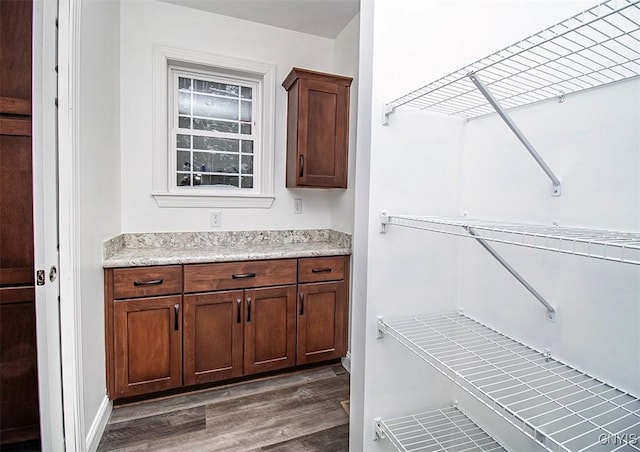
299,292 -> 304,316
299,155 -> 304,177
247,297 -> 252,323
174,304 -> 179,331
237,299 -> 242,324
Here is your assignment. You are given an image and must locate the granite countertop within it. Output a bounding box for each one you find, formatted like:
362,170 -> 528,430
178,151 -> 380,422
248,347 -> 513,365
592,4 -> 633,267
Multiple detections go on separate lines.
103,229 -> 351,268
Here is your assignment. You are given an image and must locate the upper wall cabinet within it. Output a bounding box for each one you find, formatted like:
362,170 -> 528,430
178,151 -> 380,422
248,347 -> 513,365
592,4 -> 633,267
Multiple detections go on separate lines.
282,68 -> 353,188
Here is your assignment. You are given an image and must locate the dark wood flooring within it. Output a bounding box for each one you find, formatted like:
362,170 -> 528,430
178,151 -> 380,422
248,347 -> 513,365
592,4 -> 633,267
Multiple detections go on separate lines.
97,365 -> 349,452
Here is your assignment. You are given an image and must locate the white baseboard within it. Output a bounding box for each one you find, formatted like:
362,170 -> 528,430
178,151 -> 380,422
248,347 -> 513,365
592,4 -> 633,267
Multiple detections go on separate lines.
85,395 -> 112,452
341,351 -> 351,374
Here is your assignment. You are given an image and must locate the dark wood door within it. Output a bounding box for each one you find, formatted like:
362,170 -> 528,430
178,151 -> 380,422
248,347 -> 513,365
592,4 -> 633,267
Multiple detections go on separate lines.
0,0 -> 40,445
296,281 -> 346,365
296,79 -> 349,188
113,296 -> 182,398
244,285 -> 296,375
183,290 -> 244,386
0,288 -> 39,444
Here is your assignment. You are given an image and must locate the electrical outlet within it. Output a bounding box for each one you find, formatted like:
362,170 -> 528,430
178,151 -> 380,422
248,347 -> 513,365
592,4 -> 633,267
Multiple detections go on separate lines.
293,198 -> 302,214
210,211 -> 221,227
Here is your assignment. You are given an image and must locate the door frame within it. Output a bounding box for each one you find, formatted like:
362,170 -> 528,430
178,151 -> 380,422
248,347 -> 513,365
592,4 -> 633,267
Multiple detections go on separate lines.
51,0 -> 86,449
31,0 -> 66,449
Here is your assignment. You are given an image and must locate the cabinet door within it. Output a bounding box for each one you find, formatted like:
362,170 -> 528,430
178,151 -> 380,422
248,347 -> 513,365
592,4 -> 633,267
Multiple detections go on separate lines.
297,281 -> 346,365
244,286 -> 296,375
296,79 -> 349,188
0,288 -> 39,444
114,296 -> 182,398
183,291 -> 243,386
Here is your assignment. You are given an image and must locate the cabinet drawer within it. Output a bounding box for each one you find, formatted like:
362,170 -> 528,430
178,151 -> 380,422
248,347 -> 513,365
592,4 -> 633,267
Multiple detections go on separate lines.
184,259 -> 297,293
298,256 -> 346,283
113,266 -> 182,299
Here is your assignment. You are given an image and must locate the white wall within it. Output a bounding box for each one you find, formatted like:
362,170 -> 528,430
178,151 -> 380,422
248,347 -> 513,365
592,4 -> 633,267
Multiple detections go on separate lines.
331,13 -> 360,235
78,0 -> 121,447
120,0 -> 341,233
354,0 -> 639,449
459,77 -> 640,395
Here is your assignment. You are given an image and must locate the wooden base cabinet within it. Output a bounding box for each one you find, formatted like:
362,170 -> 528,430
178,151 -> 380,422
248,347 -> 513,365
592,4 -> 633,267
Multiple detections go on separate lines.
183,291 -> 244,386
105,256 -> 349,400
244,286 -> 296,375
113,296 -> 182,398
297,281 -> 346,365
296,256 -> 349,365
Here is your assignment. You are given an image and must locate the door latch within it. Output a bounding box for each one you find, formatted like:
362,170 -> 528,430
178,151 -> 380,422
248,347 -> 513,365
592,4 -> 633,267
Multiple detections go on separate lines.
36,270 -> 45,286
49,266 -> 57,282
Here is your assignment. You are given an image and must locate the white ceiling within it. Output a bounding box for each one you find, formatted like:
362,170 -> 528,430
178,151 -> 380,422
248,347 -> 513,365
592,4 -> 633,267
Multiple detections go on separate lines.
157,0 -> 360,39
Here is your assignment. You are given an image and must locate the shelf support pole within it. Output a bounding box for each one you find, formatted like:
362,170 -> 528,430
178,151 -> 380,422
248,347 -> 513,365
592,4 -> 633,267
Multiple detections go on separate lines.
465,227 -> 556,322
468,74 -> 562,197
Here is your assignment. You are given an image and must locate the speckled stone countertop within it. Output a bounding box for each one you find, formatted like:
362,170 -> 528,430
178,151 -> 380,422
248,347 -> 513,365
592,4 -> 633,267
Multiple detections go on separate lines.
103,229 -> 351,268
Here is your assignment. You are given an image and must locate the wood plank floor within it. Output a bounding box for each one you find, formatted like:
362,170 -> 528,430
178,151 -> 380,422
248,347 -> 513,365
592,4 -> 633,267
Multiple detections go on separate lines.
98,365 -> 349,452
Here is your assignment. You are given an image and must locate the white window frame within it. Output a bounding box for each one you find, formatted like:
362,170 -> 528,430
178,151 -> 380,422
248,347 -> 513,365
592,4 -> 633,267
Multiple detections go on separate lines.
152,44 -> 276,208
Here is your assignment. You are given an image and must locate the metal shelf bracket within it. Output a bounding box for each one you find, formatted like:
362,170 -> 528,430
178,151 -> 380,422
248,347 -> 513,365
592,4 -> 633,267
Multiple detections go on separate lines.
380,210 -> 389,233
466,227 -> 556,322
377,316 -> 386,339
382,103 -> 395,126
468,73 -> 562,197
373,417 -> 386,440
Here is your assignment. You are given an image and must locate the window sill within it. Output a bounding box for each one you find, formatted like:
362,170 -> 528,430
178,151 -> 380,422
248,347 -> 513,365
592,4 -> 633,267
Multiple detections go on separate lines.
152,193 -> 275,208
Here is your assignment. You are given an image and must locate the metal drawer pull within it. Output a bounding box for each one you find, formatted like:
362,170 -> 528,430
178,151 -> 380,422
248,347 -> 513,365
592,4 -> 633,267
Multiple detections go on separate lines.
247,297 -> 252,322
299,292 -> 304,316
174,304 -> 179,331
232,273 -> 256,279
133,279 -> 163,286
299,155 -> 304,177
311,268 -> 332,273
236,299 -> 241,324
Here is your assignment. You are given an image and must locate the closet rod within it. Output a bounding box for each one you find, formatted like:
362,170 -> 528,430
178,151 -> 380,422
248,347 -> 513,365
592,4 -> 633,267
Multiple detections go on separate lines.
469,74 -> 562,197
466,226 -> 556,321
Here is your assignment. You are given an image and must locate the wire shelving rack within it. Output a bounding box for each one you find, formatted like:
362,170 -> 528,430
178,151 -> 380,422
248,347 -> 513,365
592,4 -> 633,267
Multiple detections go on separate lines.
383,0 -> 640,120
380,214 -> 640,266
375,406 -> 506,452
377,312 -> 640,452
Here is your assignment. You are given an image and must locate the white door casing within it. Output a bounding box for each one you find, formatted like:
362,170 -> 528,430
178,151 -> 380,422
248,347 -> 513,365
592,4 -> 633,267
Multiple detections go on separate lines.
32,0 -> 65,449
56,0 -> 86,449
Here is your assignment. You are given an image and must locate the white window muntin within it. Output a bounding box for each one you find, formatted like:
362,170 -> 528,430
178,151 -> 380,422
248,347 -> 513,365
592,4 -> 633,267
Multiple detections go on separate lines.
169,67 -> 261,193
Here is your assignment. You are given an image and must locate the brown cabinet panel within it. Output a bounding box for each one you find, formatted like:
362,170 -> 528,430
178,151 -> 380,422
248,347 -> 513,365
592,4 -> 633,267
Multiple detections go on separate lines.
283,68 -> 352,188
184,259 -> 296,293
183,291 -> 244,386
298,256 -> 346,283
244,286 -> 296,375
0,0 -> 32,103
113,265 -> 182,299
0,134 -> 34,286
113,296 -> 182,398
297,281 -> 346,365
0,287 -> 39,444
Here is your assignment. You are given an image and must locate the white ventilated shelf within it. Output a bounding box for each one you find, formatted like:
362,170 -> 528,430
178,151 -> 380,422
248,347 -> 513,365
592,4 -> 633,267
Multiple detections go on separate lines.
377,406 -> 506,452
381,214 -> 640,265
378,312 -> 640,452
385,0 -> 640,119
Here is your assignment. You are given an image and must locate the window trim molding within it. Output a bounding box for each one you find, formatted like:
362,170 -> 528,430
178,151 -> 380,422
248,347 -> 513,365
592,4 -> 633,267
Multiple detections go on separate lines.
151,44 -> 276,208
